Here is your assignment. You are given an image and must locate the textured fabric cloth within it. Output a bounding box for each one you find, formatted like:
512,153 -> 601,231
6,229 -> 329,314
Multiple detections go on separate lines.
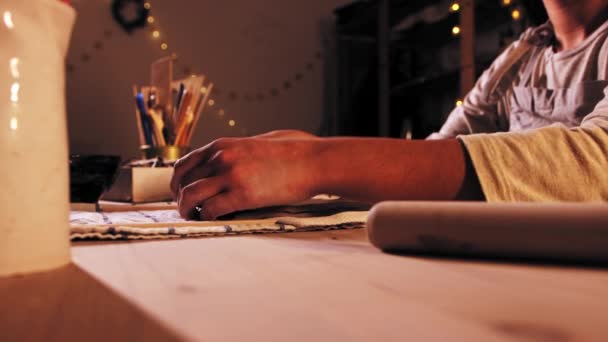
70,200 -> 369,240
430,20 -> 608,202
461,124 -> 608,201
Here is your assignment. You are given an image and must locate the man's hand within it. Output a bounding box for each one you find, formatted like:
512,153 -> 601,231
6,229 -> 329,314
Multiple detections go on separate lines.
171,133 -> 320,220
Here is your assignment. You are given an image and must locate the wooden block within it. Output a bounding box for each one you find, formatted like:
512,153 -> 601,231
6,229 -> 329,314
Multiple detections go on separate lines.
102,167 -> 173,203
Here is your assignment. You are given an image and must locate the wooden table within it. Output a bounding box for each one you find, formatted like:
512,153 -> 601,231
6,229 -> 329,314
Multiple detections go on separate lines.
2,228 -> 608,341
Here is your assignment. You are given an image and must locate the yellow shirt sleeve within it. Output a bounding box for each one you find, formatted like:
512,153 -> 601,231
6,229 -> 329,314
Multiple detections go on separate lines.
460,123 -> 608,202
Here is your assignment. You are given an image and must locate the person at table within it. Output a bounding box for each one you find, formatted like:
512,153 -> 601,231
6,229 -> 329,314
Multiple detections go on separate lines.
171,0 -> 608,220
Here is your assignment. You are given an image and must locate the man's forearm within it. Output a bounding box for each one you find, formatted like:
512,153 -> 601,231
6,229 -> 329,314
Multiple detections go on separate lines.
311,138 -> 484,202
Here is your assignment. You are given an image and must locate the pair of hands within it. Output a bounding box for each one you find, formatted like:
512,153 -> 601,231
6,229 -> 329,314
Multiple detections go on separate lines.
170,130 -> 320,220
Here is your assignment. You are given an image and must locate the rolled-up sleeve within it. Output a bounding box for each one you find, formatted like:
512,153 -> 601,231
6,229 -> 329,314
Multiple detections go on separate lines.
460,88 -> 608,201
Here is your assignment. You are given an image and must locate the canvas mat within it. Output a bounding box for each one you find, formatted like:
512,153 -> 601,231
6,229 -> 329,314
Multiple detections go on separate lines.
70,199 -> 370,240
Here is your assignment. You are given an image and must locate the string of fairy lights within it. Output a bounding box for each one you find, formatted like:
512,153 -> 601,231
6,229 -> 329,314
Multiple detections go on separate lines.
140,0 -> 525,118
451,0 -> 524,107
450,0 -> 523,38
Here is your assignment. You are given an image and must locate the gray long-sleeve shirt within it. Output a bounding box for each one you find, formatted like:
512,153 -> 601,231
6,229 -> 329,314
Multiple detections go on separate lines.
430,20 -> 608,139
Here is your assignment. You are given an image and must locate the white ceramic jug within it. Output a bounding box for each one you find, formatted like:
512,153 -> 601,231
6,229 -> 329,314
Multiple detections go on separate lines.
0,0 -> 76,276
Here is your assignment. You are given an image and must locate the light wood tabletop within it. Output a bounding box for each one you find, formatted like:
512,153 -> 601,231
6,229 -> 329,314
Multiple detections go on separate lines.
3,228 -> 608,341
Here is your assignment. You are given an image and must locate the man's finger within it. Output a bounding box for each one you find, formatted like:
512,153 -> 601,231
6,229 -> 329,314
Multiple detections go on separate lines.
197,192 -> 240,221
176,166 -> 214,197
171,140 -> 226,196
177,176 -> 225,219
171,151 -> 205,197
173,148 -> 237,199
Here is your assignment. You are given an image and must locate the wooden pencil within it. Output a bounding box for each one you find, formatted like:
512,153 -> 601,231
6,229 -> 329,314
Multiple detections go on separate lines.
173,91 -> 193,146
148,108 -> 167,146
184,83 -> 214,145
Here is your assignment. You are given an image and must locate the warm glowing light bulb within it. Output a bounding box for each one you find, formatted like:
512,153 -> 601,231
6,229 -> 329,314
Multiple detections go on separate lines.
511,9 -> 521,20
200,87 -> 207,94
160,42 -> 168,50
450,3 -> 460,12
152,30 -> 160,38
147,16 -> 155,24
9,57 -> 19,79
10,82 -> 19,103
9,117 -> 17,131
456,100 -> 463,106
208,99 -> 215,106
228,120 -> 236,127
3,11 -> 14,29
144,2 -> 151,10
452,26 -> 461,35
502,0 -> 512,6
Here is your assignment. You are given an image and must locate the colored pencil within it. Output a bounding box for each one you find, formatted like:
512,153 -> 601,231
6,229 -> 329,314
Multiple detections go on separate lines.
184,82 -> 213,145
135,92 -> 154,146
132,85 -> 146,146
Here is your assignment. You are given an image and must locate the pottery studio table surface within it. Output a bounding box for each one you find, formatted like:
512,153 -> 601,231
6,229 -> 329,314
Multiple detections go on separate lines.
2,227 -> 608,341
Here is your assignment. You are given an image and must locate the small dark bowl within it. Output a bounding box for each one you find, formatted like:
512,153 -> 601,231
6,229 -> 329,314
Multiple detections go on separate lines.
69,155 -> 122,203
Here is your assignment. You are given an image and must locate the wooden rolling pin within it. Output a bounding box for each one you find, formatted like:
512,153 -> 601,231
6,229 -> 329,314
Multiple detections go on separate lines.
367,201 -> 608,263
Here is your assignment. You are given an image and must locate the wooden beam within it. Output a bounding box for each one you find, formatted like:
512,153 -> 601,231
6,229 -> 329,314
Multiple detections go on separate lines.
460,0 -> 476,98
378,0 -> 390,136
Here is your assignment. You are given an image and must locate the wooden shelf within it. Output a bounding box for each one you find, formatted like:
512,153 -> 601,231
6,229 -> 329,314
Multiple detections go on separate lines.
333,0 -> 522,137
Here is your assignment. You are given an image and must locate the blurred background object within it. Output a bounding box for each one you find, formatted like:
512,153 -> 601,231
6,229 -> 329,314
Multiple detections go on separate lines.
66,0 -> 545,158
333,0 -> 545,139
66,0 -> 349,159
69,155 -> 122,204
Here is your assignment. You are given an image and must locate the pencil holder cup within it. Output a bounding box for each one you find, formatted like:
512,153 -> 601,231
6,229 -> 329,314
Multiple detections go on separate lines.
0,0 -> 76,277
141,145 -> 190,162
